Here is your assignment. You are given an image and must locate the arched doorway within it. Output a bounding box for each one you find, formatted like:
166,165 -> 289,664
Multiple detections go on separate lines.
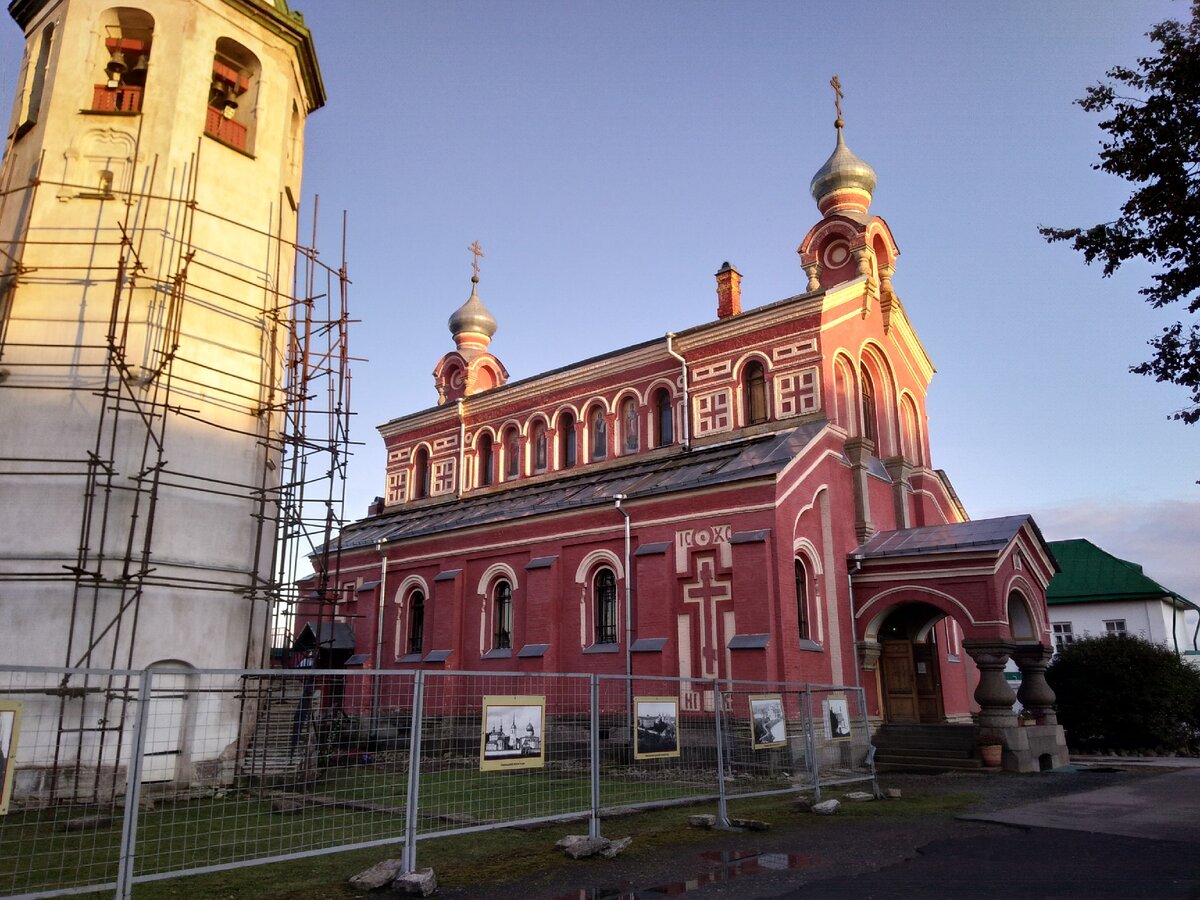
877,603 -> 950,724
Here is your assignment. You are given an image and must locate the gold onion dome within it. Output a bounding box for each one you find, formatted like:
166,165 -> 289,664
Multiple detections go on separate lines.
448,275 -> 497,340
809,124 -> 877,214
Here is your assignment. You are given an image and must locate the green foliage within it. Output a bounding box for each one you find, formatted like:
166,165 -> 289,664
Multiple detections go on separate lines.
1039,1 -> 1200,424
1046,634 -> 1200,752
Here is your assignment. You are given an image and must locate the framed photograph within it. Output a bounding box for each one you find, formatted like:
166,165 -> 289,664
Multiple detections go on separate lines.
748,694 -> 786,749
634,696 -> 680,759
0,700 -> 22,816
823,694 -> 852,742
480,695 -> 545,772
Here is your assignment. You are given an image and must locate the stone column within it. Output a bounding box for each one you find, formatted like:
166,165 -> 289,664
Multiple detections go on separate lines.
1012,643 -> 1058,725
963,639 -> 1018,728
844,438 -> 876,544
883,457 -> 913,530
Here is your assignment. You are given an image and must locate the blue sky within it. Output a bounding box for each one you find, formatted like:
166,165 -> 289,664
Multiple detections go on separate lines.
3,1 -> 1196,608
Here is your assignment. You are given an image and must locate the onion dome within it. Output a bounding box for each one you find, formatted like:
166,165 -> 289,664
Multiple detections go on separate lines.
448,275 -> 497,350
809,124 -> 876,219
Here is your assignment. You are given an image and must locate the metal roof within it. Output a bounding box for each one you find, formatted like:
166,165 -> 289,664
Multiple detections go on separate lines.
1047,539 -> 1194,608
331,420 -> 831,553
855,515 -> 1034,559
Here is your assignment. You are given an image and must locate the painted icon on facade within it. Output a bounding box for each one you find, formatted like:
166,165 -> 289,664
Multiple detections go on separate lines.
480,695 -> 545,771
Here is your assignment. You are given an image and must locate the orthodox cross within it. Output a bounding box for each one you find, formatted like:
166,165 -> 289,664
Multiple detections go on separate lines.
682,556 -> 732,678
468,240 -> 485,278
830,74 -> 844,127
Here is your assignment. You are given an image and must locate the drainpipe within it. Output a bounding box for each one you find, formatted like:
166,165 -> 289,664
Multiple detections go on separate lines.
371,547 -> 389,732
847,555 -> 864,693
457,399 -> 466,498
614,494 -> 633,718
665,333 -> 690,451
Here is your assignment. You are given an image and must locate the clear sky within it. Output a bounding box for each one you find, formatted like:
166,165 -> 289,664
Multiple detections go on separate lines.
2,1 -> 1196,610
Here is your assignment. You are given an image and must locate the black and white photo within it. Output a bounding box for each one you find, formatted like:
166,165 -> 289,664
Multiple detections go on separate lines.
749,694 -> 786,749
823,695 -> 852,741
480,696 -> 545,771
634,697 -> 680,759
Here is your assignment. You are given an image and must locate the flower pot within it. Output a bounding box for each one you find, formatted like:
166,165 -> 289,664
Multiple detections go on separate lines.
980,744 -> 1002,767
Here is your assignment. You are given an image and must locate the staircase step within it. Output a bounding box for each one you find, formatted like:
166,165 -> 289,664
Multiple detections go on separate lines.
873,746 -> 975,760
875,755 -> 983,772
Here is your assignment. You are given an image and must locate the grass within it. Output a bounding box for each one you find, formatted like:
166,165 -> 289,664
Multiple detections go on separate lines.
0,762 -> 901,899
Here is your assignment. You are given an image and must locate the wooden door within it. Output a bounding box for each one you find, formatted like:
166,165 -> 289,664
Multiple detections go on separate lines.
912,642 -> 945,722
880,641 -> 920,723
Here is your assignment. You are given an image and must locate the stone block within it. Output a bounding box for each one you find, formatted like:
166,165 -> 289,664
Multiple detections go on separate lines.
729,817 -> 770,830
349,859 -> 404,891
792,796 -> 813,811
843,791 -> 874,802
563,836 -> 609,859
599,836 -> 632,858
885,788 -> 902,799
555,834 -> 590,849
687,814 -> 717,828
812,799 -> 840,815
393,868 -> 437,897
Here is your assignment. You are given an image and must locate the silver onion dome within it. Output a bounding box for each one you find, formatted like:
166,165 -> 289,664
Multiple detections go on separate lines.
809,126 -> 877,206
448,276 -> 497,339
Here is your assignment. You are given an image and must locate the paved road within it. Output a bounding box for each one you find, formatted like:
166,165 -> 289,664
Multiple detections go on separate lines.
776,768 -> 1200,900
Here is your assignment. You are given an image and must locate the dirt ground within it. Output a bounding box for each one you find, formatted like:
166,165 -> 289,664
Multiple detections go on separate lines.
418,766 -> 1165,899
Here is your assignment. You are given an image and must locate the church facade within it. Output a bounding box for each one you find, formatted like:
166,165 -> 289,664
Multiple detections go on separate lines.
304,113 -> 1063,753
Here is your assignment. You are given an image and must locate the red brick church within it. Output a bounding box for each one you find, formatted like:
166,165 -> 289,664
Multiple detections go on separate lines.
300,106 -> 1065,762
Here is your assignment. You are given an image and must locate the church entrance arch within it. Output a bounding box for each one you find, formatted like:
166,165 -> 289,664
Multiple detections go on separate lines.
876,603 -> 952,724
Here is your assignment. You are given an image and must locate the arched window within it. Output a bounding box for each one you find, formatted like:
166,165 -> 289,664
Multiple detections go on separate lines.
794,558 -> 811,641
859,368 -> 878,444
560,412 -> 576,469
504,427 -> 520,479
654,388 -> 674,447
206,38 -> 260,153
478,432 -> 494,486
621,398 -> 639,453
532,421 -> 548,472
493,580 -> 512,650
744,361 -> 768,425
91,8 -> 153,114
590,407 -> 607,461
408,590 -> 425,655
594,568 -> 617,645
412,447 -> 430,500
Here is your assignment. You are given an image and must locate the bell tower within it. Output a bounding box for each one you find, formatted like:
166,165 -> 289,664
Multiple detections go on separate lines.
0,0 -> 325,689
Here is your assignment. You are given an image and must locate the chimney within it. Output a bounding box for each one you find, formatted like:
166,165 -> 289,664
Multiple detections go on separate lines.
715,261 -> 741,319
367,496 -> 385,516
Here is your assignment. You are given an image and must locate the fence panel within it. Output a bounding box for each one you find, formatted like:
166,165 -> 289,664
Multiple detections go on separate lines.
413,672 -> 593,841
802,685 -> 876,794
719,684 -> 812,801
0,666 -> 141,898
129,669 -> 416,885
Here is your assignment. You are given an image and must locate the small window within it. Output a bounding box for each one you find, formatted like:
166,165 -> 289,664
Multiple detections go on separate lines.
860,368 -> 878,444
408,591 -> 425,655
1104,619 -> 1127,636
533,421 -> 547,472
16,21 -> 55,136
594,569 -> 617,645
560,413 -> 576,469
794,558 -> 811,641
493,581 -> 512,650
621,398 -> 639,453
412,447 -> 430,500
478,432 -> 494,486
590,407 -> 607,461
206,38 -> 259,153
504,427 -> 520,479
744,361 -> 768,425
1052,622 -> 1074,653
654,388 -> 674,447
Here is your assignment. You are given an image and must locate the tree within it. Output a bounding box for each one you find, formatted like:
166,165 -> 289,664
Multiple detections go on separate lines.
1039,2 -> 1200,424
1045,634 -> 1200,753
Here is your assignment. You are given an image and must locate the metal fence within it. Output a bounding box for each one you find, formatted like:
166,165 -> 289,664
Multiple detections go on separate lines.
0,666 -> 875,899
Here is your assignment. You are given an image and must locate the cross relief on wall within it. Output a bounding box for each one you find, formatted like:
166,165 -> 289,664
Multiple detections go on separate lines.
681,554 -> 733,681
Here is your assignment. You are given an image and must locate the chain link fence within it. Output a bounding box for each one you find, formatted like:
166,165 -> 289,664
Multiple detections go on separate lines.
0,666 -> 874,898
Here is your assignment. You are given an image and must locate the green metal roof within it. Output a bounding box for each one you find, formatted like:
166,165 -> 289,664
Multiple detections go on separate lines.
1046,539 -> 1194,610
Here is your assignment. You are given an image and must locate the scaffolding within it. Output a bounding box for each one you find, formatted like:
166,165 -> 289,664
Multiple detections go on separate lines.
0,135 -> 353,800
